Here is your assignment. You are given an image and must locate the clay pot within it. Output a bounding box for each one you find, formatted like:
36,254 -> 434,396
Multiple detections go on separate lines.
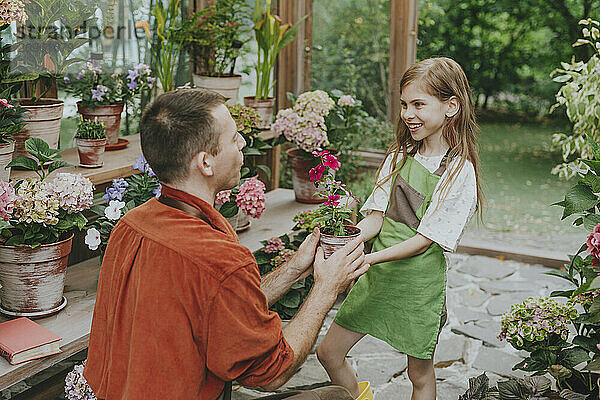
319,226 -> 361,259
77,102 -> 124,145
14,98 -> 64,159
0,235 -> 73,318
193,75 -> 242,106
244,96 -> 275,129
76,138 -> 107,168
286,148 -> 326,204
0,141 -> 15,181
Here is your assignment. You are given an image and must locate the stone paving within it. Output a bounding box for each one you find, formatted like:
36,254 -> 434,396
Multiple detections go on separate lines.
232,252 -> 574,400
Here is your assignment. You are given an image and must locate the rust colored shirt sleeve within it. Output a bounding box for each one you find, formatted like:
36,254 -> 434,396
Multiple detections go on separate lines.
206,263 -> 294,388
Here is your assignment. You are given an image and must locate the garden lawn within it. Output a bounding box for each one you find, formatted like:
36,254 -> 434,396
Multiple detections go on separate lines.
348,119 -> 584,235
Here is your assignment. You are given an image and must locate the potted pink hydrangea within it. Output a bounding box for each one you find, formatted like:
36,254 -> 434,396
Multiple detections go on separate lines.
0,138 -> 95,317
272,90 -> 360,203
215,176 -> 266,232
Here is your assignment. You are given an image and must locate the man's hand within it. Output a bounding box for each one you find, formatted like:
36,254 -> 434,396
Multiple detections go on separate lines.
286,227 -> 321,281
313,236 -> 369,296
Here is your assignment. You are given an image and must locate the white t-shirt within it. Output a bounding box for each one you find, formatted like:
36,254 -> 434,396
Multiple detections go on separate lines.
360,151 -> 477,252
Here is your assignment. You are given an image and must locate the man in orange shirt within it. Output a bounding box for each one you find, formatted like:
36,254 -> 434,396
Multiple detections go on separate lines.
84,89 -> 369,400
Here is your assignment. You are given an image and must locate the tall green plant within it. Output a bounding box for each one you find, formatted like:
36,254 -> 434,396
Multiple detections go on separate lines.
252,0 -> 306,99
551,18 -> 600,179
138,0 -> 183,92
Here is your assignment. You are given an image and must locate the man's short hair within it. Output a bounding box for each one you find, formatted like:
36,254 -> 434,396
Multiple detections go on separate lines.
140,88 -> 226,184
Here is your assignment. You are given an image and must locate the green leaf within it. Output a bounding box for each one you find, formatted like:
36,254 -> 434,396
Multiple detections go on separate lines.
559,389 -> 588,400
559,184 -> 599,219
587,135 -> 600,160
458,373 -> 490,400
558,347 -> 591,368
584,356 -> 600,371
219,201 -> 238,218
584,214 -> 600,231
572,335 -> 599,353
24,137 -> 51,160
277,290 -> 302,308
291,279 -> 305,289
497,379 -> 528,399
550,289 -> 575,298
90,205 -> 106,216
253,251 -> 272,265
581,174 -> 600,192
582,160 -> 600,175
256,164 -> 271,180
6,156 -> 39,171
48,160 -> 71,174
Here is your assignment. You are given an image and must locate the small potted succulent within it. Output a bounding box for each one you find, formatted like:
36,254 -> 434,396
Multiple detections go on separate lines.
174,0 -> 249,104
63,62 -> 154,146
0,91 -> 27,181
308,150 -> 360,258
245,0 -> 306,128
74,118 -> 107,168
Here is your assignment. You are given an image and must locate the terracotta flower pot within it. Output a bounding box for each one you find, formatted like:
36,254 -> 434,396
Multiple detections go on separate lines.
244,96 -> 275,129
286,147 -> 326,204
77,102 -> 124,145
76,138 -> 107,168
193,74 -> 242,106
0,141 -> 15,182
319,226 -> 361,259
0,235 -> 73,318
14,98 -> 64,159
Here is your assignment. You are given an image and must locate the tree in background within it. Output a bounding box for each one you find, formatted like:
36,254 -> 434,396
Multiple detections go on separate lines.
312,0 -> 599,118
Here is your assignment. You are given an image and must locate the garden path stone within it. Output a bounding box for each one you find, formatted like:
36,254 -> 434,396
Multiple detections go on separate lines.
452,306 -> 491,324
447,271 -> 471,288
434,335 -> 467,366
374,380 -> 412,400
487,292 -> 533,316
457,256 -> 517,279
354,354 -> 408,387
279,354 -> 330,390
456,287 -> 491,307
478,280 -> 542,294
451,322 -> 504,348
436,381 -> 468,400
472,347 -> 525,378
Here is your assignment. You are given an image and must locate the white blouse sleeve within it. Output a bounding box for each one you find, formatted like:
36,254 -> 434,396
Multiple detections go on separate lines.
417,158 -> 477,252
359,153 -> 400,216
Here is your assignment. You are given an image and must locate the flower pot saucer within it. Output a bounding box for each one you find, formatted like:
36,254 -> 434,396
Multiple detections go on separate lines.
78,163 -> 104,168
0,296 -> 67,319
235,220 -> 251,233
105,138 -> 129,151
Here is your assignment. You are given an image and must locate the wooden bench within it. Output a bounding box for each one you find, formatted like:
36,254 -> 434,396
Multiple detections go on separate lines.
0,188 -> 318,397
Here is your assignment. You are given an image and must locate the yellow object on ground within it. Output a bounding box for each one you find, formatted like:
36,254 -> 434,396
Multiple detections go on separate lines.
356,381 -> 373,400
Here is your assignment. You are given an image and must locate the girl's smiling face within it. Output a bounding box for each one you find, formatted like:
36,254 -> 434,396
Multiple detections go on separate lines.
400,83 -> 451,145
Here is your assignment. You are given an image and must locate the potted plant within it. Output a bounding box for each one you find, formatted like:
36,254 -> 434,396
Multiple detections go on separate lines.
85,156 -> 161,252
227,104 -> 271,179
63,62 -> 154,146
215,176 -> 266,232
308,150 -> 360,258
0,138 -> 94,318
5,0 -> 96,157
245,0 -> 306,128
0,91 -> 27,181
74,118 -> 107,168
174,0 -> 249,105
136,0 -> 183,93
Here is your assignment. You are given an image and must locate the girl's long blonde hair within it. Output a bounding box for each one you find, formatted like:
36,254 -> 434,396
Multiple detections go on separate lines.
376,57 -> 483,214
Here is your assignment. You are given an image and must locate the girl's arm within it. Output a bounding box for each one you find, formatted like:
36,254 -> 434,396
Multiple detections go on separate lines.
366,233 -> 432,265
356,211 -> 384,242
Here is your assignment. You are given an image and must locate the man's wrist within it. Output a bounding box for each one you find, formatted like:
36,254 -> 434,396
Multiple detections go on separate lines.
309,281 -> 338,308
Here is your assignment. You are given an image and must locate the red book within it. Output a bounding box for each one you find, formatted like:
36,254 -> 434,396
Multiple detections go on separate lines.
0,317 -> 61,365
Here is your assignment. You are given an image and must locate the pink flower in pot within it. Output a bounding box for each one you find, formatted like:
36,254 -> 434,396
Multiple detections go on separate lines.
309,151 -> 361,258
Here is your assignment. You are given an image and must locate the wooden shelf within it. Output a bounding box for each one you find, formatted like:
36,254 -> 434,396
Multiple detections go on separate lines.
10,135 -> 143,186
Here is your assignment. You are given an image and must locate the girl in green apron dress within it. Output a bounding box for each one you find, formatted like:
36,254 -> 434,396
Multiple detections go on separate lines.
317,58 -> 483,400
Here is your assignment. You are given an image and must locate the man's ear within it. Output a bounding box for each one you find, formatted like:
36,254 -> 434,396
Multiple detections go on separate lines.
191,151 -> 214,177
446,96 -> 460,118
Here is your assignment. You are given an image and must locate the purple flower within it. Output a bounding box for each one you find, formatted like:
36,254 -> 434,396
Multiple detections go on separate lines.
102,178 -> 129,203
153,183 -> 162,198
91,89 -> 104,101
133,63 -> 148,71
127,69 -> 140,81
63,76 -> 70,84
147,77 -> 155,84
127,80 -> 138,90
76,71 -> 83,79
